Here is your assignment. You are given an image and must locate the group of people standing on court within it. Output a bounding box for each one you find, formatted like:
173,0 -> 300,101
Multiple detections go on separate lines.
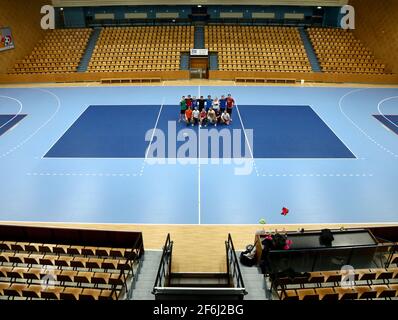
179,94 -> 235,127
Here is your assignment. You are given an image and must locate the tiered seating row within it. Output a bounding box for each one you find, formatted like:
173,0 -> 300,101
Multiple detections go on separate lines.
0,226 -> 143,300
88,26 -> 194,72
273,267 -> 398,300
205,26 -> 312,73
9,29 -> 92,74
9,29 -> 92,75
308,27 -> 387,74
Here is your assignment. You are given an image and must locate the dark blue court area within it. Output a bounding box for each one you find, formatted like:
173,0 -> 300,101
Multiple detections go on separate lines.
45,105 -> 161,158
45,104 -> 355,159
0,114 -> 26,137
373,115 -> 398,136
240,105 -> 355,158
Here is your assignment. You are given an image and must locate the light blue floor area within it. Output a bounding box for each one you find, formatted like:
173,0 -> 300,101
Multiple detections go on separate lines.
0,85 -> 397,225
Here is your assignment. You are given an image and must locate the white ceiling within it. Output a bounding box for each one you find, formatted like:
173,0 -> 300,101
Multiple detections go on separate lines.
52,0 -> 349,7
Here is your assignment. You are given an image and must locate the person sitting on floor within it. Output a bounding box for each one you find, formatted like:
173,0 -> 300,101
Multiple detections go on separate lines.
185,107 -> 193,126
207,107 -> 217,127
221,109 -> 231,125
199,108 -> 207,127
192,107 -> 200,126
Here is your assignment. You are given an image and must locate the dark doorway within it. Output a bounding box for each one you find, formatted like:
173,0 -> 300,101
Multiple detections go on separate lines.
190,57 -> 209,79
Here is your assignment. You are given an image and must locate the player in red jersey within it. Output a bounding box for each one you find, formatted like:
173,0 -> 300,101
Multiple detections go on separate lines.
226,94 -> 235,121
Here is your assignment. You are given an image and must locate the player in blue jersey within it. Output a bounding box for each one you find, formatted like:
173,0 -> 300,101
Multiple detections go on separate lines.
219,95 -> 227,114
206,95 -> 213,110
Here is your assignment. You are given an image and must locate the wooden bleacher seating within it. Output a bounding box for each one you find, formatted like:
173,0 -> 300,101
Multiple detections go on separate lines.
307,27 -> 387,75
0,225 -> 144,300
272,267 -> 398,300
205,25 -> 312,73
8,29 -> 92,75
88,26 -> 194,73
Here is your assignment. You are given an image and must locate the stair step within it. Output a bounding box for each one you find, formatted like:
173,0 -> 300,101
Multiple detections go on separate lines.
169,272 -> 232,288
298,27 -> 322,73
194,25 -> 205,49
171,272 -> 229,279
77,28 -> 101,73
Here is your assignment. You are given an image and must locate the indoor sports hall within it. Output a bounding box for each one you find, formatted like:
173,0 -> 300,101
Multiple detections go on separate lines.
0,0 -> 397,302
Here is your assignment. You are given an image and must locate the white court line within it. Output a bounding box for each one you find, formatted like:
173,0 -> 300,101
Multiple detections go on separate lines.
0,88 -> 61,159
260,173 -> 373,177
235,104 -> 259,176
26,171 -> 374,178
27,172 -> 138,177
198,85 -> 201,225
0,96 -> 23,131
339,89 -> 398,158
140,97 -> 165,176
377,96 -> 398,129
2,219 -> 396,227
309,104 -> 359,159
41,104 -> 90,159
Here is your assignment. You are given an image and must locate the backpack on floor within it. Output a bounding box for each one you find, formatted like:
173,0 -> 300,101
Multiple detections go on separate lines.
240,243 -> 257,267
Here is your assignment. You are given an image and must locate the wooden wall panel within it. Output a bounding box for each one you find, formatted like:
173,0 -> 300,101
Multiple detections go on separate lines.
209,70 -> 398,84
0,70 -> 190,83
0,70 -> 396,85
350,0 -> 398,74
0,0 -> 47,74
0,222 -> 394,272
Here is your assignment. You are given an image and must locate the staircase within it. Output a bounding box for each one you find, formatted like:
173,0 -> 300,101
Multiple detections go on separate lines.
298,27 -> 322,73
180,52 -> 190,70
130,250 -> 162,300
237,252 -> 271,300
77,28 -> 101,73
209,52 -> 219,70
194,25 -> 205,49
169,272 -> 232,288
155,272 -> 244,300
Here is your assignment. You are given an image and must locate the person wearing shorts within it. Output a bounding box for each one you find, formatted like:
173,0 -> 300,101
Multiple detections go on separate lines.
221,110 -> 231,125
192,96 -> 198,110
198,96 -> 205,112
219,95 -> 227,114
206,95 -> 213,111
207,107 -> 217,127
179,96 -> 187,122
215,108 -> 221,124
186,95 -> 193,109
185,107 -> 193,126
226,94 -> 235,120
199,109 -> 207,127
192,107 -> 200,126
212,97 -> 220,112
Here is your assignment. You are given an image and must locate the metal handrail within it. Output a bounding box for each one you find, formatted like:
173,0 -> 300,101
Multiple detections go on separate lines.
153,233 -> 173,293
225,234 -> 246,290
109,232 -> 144,300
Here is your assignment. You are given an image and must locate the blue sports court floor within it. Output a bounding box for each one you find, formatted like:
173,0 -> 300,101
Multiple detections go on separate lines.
0,85 -> 397,225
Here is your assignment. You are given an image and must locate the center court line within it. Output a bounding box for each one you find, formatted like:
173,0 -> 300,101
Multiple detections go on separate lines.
198,85 -> 201,225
